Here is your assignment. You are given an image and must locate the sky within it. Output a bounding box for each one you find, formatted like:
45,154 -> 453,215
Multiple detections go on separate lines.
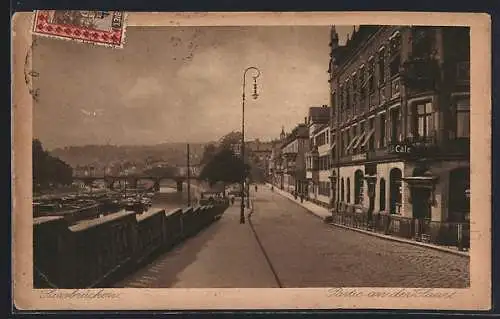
33,25 -> 354,150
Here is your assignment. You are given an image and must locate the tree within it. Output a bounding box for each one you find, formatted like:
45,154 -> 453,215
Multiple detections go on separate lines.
199,148 -> 249,196
200,143 -> 217,164
219,131 -> 242,149
33,139 -> 73,191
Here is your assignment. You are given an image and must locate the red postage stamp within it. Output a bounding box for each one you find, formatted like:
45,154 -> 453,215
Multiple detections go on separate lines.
32,10 -> 126,48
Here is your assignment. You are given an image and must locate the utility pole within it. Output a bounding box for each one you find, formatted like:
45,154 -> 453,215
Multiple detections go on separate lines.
187,143 -> 191,206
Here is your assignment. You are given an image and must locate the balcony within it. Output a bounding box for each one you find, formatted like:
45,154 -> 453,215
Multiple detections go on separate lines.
401,57 -> 439,91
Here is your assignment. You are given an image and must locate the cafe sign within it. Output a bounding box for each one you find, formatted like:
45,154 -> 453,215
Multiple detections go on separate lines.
388,143 -> 412,154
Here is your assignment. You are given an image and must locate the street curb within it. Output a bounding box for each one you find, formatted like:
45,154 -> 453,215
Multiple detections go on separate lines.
327,222 -> 470,258
265,183 -> 470,258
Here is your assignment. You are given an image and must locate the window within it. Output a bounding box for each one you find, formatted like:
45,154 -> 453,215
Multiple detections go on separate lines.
456,97 -> 470,138
415,102 -> 433,138
380,113 -> 386,147
389,32 -> 401,77
389,168 -> 402,214
390,107 -> 401,143
378,49 -> 386,84
345,81 -> 351,115
359,66 -> 366,103
352,73 -> 358,115
368,60 -> 375,93
346,178 -> 351,203
331,135 -> 336,159
379,178 -> 386,211
368,118 -> 375,150
341,178 -> 345,202
390,54 -> 401,77
339,86 -> 344,121
354,170 -> 364,205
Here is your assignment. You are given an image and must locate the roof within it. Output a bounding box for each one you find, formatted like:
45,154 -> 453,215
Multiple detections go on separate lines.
330,25 -> 382,71
281,124 -> 309,148
308,106 -> 330,124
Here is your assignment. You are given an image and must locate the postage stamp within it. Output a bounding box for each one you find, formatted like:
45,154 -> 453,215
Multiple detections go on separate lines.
32,10 -> 126,48
11,12 -> 492,312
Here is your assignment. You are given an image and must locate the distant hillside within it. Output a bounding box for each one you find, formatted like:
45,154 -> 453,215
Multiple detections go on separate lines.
50,143 -> 210,168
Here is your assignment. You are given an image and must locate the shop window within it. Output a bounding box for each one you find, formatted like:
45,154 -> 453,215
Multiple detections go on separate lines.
379,178 -> 386,211
389,168 -> 402,214
456,97 -> 470,138
341,178 -> 345,202
448,167 -> 470,221
354,170 -> 364,205
346,177 -> 351,203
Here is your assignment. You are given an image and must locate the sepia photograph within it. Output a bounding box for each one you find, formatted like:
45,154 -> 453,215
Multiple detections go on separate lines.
12,11 -> 491,310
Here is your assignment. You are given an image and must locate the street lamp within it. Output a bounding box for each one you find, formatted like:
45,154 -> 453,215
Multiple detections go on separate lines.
240,66 -> 261,224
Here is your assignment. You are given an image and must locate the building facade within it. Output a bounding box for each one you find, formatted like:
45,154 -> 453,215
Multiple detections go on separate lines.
305,106 -> 333,207
269,128 -> 286,189
329,25 -> 470,244
280,123 -> 309,194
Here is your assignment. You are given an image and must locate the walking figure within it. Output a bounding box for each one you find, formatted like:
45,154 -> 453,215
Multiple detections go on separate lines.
294,191 -> 298,200
231,196 -> 235,205
255,185 -> 258,192
300,193 -> 304,203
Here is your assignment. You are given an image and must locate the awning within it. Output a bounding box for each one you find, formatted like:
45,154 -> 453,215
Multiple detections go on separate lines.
360,128 -> 376,148
345,135 -> 360,151
352,131 -> 366,150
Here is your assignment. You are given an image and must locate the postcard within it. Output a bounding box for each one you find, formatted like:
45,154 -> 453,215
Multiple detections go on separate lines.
12,11 -> 491,310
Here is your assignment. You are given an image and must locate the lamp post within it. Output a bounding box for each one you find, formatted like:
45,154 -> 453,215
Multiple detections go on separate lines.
240,66 -> 261,224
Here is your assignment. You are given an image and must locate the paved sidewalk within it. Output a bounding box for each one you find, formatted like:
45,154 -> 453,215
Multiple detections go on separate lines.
115,202 -> 279,288
265,183 -> 469,258
266,184 -> 331,220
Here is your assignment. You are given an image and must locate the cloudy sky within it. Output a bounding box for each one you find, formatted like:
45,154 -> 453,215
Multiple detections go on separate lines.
33,25 -> 354,150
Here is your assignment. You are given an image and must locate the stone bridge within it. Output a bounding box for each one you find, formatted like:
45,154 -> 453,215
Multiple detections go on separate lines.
72,173 -> 200,192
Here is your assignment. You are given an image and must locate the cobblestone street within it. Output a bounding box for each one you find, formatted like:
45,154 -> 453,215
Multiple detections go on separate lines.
250,187 -> 469,288
116,186 -> 469,288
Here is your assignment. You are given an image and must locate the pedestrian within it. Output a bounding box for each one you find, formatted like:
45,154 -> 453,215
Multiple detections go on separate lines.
294,191 -> 298,200
300,193 -> 304,203
255,185 -> 258,192
231,196 -> 235,205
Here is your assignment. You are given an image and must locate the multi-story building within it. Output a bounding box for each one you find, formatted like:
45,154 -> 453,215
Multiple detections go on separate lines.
328,25 -> 470,244
280,123 -> 309,194
305,106 -> 333,207
269,128 -> 286,188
